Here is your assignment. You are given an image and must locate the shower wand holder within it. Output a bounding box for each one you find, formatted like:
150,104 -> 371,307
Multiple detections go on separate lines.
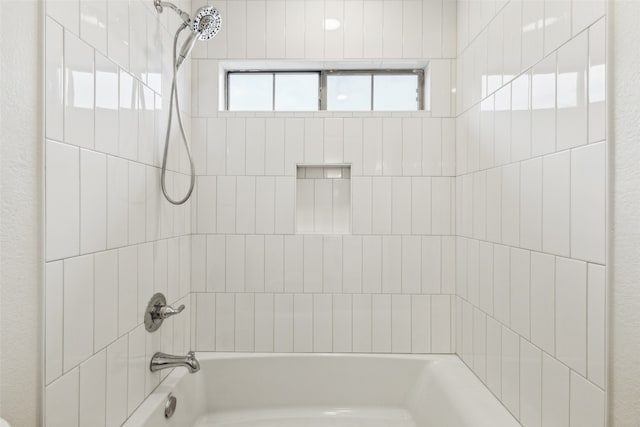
145,293 -> 185,332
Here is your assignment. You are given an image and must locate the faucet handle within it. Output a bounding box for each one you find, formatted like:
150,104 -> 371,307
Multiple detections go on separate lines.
145,293 -> 185,332
159,303 -> 185,319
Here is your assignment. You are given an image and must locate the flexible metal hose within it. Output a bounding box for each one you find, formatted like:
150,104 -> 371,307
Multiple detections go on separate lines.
160,22 -> 196,205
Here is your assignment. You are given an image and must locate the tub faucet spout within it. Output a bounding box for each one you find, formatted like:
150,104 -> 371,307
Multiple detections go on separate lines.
150,351 -> 200,373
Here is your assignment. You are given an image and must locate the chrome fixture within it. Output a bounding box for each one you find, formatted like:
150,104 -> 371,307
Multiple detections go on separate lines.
144,293 -> 185,332
165,393 -> 178,419
150,351 -> 200,373
154,1 -> 222,205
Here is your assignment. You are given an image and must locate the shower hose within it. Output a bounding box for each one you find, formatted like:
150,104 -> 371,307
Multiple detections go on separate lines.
160,22 -> 196,205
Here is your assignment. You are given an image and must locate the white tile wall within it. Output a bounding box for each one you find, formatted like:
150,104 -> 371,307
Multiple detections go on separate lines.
455,2 -> 606,426
45,0 -> 606,425
45,0 -> 193,425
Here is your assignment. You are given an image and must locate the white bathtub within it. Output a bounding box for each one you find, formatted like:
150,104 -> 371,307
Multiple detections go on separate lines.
124,353 -> 520,427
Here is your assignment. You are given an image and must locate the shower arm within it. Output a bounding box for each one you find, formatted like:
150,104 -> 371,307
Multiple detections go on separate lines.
154,0 -> 191,24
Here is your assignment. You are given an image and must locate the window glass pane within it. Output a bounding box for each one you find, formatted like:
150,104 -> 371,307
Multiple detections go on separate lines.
228,73 -> 273,111
274,73 -> 319,111
326,74 -> 372,111
373,74 -> 419,111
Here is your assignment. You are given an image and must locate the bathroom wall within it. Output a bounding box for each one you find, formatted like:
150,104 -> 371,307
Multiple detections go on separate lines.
454,0 -> 607,426
190,0 -> 460,354
610,1 -> 640,424
43,0 -> 195,426
0,1 -> 43,425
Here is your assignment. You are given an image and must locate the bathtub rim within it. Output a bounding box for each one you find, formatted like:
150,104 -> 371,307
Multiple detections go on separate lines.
123,353 -> 514,427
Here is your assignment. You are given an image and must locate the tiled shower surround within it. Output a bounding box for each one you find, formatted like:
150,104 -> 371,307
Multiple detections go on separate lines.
454,0 -> 607,426
43,1 -> 607,427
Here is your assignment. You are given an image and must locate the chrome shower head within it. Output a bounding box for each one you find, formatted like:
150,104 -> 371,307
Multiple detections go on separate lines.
191,6 -> 222,41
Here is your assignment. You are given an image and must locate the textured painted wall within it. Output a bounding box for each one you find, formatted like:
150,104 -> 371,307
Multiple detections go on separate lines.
611,1 -> 640,424
0,1 -> 43,426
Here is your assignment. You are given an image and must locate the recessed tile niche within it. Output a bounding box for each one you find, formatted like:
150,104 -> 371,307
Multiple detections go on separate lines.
296,166 -> 351,234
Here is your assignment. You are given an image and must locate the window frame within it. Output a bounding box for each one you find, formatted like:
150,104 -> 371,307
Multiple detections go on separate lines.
225,69 -> 425,111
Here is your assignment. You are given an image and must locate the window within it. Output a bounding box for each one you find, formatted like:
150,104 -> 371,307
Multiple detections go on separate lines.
226,70 -> 424,111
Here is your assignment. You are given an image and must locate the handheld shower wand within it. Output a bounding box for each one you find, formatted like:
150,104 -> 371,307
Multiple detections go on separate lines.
154,1 -> 222,205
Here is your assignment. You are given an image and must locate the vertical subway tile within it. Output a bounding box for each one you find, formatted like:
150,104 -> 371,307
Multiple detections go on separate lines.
542,353 -> 570,427
227,0 -> 247,58
216,294 -> 235,351
571,142 -> 606,264
589,19 -> 606,143
557,31 -> 588,151
392,177 -> 412,234
344,0 -> 364,58
501,328 -> 520,418
46,18 -> 64,142
520,339 -> 542,427
63,255 -> 94,371
391,295 -> 412,353
246,118 -> 266,175
94,250 -> 118,352
106,156 -> 128,249
587,264 -> 606,388
46,140 -> 80,261
255,293 -> 275,352
226,235 -> 245,293
411,295 -> 430,354
333,294 -> 353,352
363,118 -> 383,175
294,294 -> 313,352
421,236 -> 441,294
274,294 -> 294,352
510,248 -> 531,339
532,54 -> 557,156
382,236 -> 402,294
313,294 -> 333,352
353,294 -> 372,352
236,176 -> 256,234
46,262 -> 64,384
543,151 -> 571,257
46,369 -> 79,427
246,0 -> 267,58
372,294 -> 392,352
235,294 -> 255,351
206,235 -> 226,293
245,235 -> 265,292
362,236 -> 383,293
265,235 -> 284,293
323,236 -> 343,293
431,295 -> 451,353
372,178 -> 392,234
196,293 -> 216,351
275,177 -> 295,233
79,350 -> 106,427
486,317 -> 502,397
402,236 -> 421,294
530,252 -> 556,356
118,246 -> 138,335
64,31 -> 95,149
363,0 -> 384,58
255,177 -> 276,234
556,257 -> 588,376
127,325 -> 145,415
303,235 -> 323,293
266,0 -> 286,57
284,235 -> 304,293
105,335 -> 128,427
569,371 -> 605,427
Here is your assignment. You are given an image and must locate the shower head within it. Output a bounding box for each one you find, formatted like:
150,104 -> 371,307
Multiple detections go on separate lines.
175,6 -> 222,69
191,6 -> 222,41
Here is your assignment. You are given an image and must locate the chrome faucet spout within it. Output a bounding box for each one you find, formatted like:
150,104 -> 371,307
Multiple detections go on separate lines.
150,351 -> 200,373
